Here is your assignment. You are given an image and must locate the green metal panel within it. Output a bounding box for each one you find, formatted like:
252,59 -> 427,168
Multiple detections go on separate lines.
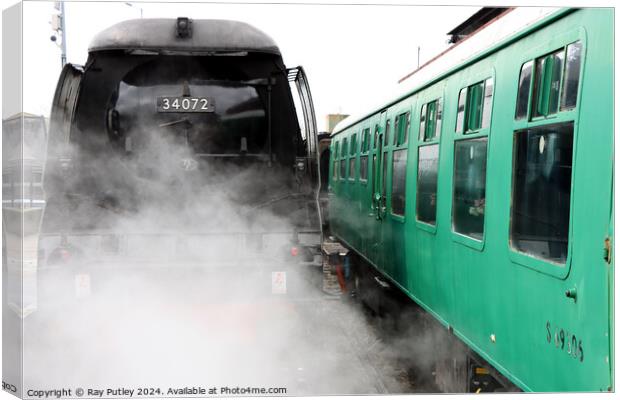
328,8 -> 613,392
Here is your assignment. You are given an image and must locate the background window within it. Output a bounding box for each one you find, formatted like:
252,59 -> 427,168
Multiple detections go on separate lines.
391,149 -> 408,216
416,144 -> 439,225
515,61 -> 533,119
560,41 -> 582,110
453,137 -> 488,240
511,123 -> 574,263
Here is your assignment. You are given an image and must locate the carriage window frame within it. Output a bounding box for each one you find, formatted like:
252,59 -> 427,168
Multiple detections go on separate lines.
332,141 -> 339,181
359,127 -> 370,184
508,29 -> 585,279
419,99 -> 442,142
415,97 -> 442,233
384,119 -> 391,147
340,138 -> 348,180
514,38 -> 584,124
455,77 -> 494,135
348,156 -> 356,182
394,111 -> 411,147
361,127 -> 371,153
350,133 -> 357,156
450,76 -> 493,250
348,133 -> 357,182
388,107 -> 411,221
450,136 -> 489,251
508,122 -> 575,277
390,147 -> 408,218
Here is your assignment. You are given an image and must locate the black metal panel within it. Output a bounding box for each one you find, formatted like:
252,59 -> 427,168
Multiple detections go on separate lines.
88,18 -> 281,55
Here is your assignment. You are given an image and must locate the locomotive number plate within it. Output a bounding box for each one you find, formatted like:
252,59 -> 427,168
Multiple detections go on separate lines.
157,96 -> 215,112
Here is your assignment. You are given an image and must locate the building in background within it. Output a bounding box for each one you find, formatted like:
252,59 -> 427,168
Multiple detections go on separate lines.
325,113 -> 349,133
399,7 -> 518,84
446,7 -> 511,44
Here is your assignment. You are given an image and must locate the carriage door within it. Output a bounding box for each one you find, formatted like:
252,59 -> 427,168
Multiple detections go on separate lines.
370,110 -> 387,268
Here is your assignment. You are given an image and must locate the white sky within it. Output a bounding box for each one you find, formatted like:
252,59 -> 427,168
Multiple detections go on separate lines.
17,0 -> 478,131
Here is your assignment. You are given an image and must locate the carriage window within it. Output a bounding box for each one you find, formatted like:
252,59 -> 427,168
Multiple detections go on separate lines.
515,42 -> 582,121
371,154 -> 377,201
456,79 -> 492,133
426,102 -> 437,140
510,122 -> 574,264
456,88 -> 466,133
382,156 -> 388,197
340,139 -> 348,179
350,133 -> 357,155
393,116 -> 400,145
360,155 -> 368,181
515,61 -> 533,119
420,100 -> 441,142
394,112 -> 410,146
560,42 -> 582,110
453,138 -> 488,240
533,49 -> 564,118
416,144 -> 439,225
373,127 -> 379,149
333,142 -> 339,179
402,112 -> 410,145
384,120 -> 391,146
419,104 -> 426,140
435,102 -> 442,138
466,82 -> 484,132
391,149 -> 408,216
362,128 -> 371,152
349,157 -> 356,181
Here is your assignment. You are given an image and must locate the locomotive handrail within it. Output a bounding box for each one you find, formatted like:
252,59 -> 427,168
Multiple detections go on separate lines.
286,66 -> 322,238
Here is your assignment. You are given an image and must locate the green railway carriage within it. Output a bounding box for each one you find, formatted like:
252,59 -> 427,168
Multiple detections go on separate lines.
328,8 -> 613,392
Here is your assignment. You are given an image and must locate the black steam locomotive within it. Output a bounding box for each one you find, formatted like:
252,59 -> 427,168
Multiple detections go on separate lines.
40,18 -> 321,279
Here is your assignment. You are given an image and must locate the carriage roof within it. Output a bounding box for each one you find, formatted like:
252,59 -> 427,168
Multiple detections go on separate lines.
88,18 -> 281,56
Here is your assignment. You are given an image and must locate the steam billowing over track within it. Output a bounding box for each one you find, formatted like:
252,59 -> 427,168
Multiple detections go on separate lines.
20,17 -> 447,397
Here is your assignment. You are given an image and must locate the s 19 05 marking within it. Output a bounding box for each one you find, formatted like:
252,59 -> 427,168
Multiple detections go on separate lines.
546,321 -> 584,362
